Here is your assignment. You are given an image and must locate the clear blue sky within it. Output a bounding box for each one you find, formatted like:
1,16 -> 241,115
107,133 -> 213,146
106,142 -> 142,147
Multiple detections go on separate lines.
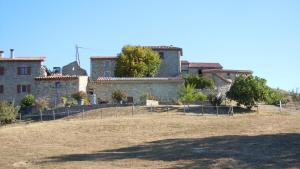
0,0 -> 299,90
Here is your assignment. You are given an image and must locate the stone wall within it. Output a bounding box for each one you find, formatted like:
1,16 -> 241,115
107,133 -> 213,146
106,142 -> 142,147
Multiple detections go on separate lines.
35,76 -> 88,106
156,50 -> 181,77
91,59 -> 116,80
0,61 -> 43,104
88,79 -> 184,104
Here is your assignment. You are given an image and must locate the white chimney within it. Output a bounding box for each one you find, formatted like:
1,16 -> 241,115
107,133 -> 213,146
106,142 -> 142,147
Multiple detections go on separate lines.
10,49 -> 14,58
0,51 -> 3,58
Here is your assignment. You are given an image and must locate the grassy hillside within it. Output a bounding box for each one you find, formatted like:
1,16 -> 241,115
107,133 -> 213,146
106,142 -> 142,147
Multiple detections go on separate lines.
0,110 -> 299,168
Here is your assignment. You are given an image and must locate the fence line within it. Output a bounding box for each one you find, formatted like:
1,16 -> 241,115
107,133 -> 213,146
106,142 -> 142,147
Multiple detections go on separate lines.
18,104 -> 239,122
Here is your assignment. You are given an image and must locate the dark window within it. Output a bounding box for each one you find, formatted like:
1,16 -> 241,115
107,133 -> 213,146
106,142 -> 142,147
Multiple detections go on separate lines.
198,69 -> 203,75
0,67 -> 4,75
0,85 -> 3,93
17,84 -> 31,93
159,52 -> 164,59
104,71 -> 111,77
17,67 -> 31,75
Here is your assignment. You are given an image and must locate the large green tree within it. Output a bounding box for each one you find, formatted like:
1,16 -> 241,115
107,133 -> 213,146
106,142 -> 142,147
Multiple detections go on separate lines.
226,75 -> 269,109
114,45 -> 161,77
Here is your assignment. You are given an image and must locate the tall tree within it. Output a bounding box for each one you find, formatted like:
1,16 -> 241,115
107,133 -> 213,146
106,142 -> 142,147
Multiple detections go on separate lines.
115,45 -> 161,77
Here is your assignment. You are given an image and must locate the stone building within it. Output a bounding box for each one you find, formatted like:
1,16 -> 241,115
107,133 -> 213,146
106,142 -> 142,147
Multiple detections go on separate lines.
90,46 -> 183,80
62,61 -> 87,76
0,49 -> 46,104
34,76 -> 88,106
0,49 -> 88,105
0,45 -> 253,106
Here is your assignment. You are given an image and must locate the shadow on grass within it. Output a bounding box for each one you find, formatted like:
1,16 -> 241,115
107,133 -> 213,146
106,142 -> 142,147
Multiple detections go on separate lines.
44,133 -> 300,168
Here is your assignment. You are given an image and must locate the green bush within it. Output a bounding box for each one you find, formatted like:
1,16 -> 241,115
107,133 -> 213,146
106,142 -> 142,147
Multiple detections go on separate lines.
20,94 -> 35,108
184,75 -> 214,89
60,96 -> 68,107
0,102 -> 20,124
227,75 -> 269,109
112,89 -> 127,103
265,88 -> 288,105
72,91 -> 87,101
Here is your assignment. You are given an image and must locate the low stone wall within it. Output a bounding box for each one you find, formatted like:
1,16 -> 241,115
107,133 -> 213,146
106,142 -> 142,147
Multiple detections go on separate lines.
88,79 -> 184,104
35,76 -> 88,106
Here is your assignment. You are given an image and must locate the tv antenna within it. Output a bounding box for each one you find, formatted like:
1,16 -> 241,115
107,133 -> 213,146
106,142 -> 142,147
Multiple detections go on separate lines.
75,44 -> 83,66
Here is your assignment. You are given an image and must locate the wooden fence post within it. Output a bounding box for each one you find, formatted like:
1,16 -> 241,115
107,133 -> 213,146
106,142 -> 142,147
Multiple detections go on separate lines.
132,103 -> 134,116
52,110 -> 55,120
40,111 -> 43,121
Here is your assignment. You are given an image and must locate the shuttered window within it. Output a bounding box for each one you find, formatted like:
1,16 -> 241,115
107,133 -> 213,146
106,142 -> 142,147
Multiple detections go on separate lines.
0,67 -> 4,75
17,84 -> 31,93
17,67 -> 31,75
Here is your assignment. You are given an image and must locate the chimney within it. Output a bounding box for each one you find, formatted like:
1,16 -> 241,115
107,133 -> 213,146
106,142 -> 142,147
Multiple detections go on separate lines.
0,51 -> 3,58
10,49 -> 14,58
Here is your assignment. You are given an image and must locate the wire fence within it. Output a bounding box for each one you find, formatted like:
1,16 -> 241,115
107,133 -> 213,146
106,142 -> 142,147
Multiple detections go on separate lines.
17,102 -> 300,122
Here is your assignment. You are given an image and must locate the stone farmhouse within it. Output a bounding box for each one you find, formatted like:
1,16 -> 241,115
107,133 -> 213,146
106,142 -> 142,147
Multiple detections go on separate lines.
0,46 -> 252,105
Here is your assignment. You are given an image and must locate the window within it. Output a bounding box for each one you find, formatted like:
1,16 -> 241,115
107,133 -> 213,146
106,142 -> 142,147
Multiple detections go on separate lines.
104,60 -> 111,69
0,67 -> 4,75
159,52 -> 164,59
104,71 -> 111,77
17,84 -> 31,93
0,85 -> 3,93
198,69 -> 203,75
17,67 -> 31,75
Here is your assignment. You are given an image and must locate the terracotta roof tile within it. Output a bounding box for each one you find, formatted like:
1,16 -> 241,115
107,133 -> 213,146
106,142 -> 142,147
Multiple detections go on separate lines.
35,75 -> 79,81
202,69 -> 253,74
96,77 -> 182,81
188,62 -> 223,69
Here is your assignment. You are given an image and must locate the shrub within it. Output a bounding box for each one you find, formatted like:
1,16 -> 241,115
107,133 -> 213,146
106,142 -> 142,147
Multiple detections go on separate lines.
208,92 -> 224,106
196,92 -> 207,102
291,90 -> 300,102
227,75 -> 269,109
20,94 -> 35,108
184,75 -> 214,89
60,96 -> 68,107
35,98 -> 49,113
112,89 -> 127,103
0,102 -> 20,124
265,88 -> 288,105
72,91 -> 87,101
178,84 -> 198,106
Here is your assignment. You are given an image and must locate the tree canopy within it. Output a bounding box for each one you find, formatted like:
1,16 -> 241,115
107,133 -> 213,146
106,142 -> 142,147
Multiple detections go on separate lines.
226,75 -> 269,109
184,75 -> 214,89
114,45 -> 161,77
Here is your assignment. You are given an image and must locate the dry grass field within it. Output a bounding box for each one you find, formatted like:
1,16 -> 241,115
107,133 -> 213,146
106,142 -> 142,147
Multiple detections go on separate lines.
0,108 -> 300,169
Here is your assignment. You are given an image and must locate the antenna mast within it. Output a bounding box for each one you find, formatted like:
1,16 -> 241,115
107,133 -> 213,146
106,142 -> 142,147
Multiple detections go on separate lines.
75,44 -> 82,66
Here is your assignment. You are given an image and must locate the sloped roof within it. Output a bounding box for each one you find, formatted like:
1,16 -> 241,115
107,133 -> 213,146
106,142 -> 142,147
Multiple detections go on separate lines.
181,61 -> 223,69
35,75 -> 79,81
96,77 -> 182,81
90,56 -> 117,60
0,57 -> 46,62
202,69 -> 253,74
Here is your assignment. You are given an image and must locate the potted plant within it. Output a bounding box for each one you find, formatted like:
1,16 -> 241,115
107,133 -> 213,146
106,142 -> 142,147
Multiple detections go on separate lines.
72,91 -> 87,105
112,89 -> 127,104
